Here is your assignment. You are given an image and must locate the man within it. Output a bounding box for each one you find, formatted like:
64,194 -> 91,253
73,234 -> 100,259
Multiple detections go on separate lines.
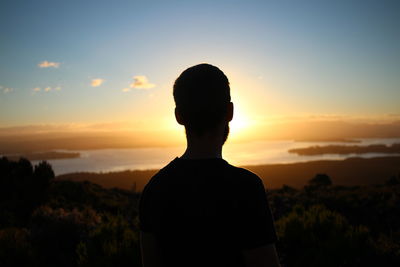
139,64 -> 280,267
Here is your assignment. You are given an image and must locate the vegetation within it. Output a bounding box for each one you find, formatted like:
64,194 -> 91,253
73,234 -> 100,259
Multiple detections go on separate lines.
1,157 -> 399,266
270,173 -> 400,266
0,157 -> 141,267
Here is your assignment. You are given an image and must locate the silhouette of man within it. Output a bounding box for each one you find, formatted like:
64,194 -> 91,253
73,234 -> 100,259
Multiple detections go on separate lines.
139,64 -> 280,267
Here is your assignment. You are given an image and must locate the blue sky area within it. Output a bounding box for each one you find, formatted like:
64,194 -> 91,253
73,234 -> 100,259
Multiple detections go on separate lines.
0,0 -> 399,128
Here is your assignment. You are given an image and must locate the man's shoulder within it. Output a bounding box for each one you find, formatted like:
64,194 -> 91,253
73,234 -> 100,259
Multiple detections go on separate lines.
144,157 -> 264,191
157,158 -> 261,181
149,157 -> 180,179
226,163 -> 258,177
142,159 -> 176,188
226,164 -> 264,187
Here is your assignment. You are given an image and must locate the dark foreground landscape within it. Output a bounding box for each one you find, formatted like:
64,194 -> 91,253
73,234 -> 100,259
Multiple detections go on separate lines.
1,156 -> 399,267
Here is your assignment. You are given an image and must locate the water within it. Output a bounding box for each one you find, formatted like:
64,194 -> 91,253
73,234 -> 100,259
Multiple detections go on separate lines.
31,138 -> 400,176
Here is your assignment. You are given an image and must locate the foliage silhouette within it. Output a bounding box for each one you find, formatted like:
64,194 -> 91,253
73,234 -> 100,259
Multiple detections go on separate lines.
308,173 -> 332,187
30,206 -> 101,267
0,157 -> 399,266
0,227 -> 33,267
386,173 -> 400,186
276,205 -> 371,267
77,214 -> 141,267
0,157 -> 54,228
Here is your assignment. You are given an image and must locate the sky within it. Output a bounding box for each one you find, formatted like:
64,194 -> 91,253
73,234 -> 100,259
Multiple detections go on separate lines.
0,0 -> 399,140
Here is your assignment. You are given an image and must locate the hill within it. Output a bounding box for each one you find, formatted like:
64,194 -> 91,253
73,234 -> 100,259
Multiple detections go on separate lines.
57,156 -> 400,190
289,143 -> 400,155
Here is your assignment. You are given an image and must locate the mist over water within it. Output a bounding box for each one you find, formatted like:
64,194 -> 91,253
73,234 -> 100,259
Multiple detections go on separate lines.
33,138 -> 400,176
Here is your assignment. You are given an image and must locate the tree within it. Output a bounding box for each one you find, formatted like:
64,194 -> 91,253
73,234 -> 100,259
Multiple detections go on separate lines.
386,173 -> 400,186
309,173 -> 332,187
0,157 -> 55,227
304,173 -> 332,193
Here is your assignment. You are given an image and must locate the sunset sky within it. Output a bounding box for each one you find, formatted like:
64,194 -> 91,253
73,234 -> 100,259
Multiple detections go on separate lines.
1,0 -> 399,141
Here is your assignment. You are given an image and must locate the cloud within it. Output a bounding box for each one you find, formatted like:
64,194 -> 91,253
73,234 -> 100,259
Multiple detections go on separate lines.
130,75 -> 155,89
122,88 -> 131,93
38,61 -> 60,68
2,87 -> 14,94
0,121 -> 138,135
91,78 -> 104,87
32,86 -> 61,93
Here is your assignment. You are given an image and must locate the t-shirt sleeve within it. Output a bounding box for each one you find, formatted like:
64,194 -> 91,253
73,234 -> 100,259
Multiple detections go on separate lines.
138,182 -> 155,233
237,174 -> 278,249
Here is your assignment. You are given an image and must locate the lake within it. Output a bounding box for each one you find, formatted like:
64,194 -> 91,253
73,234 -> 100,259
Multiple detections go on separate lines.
32,138 -> 400,175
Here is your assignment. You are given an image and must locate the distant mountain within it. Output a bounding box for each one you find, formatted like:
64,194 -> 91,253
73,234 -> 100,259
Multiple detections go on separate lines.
57,156 -> 400,191
289,143 -> 400,155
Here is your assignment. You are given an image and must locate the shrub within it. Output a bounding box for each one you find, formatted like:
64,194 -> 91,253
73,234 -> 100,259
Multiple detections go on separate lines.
276,205 -> 371,267
0,227 -> 33,267
30,206 -> 101,267
77,215 -> 141,267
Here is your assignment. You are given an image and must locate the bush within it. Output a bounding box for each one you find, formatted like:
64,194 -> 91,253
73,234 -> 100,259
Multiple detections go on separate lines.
30,206 -> 101,267
77,215 -> 141,267
0,227 -> 33,267
276,205 -> 371,267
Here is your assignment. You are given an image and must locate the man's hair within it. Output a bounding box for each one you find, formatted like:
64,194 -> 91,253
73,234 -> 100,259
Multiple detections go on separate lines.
173,63 -> 231,135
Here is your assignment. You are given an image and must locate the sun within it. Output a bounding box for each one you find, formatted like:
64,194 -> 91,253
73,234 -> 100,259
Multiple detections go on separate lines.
229,106 -> 251,139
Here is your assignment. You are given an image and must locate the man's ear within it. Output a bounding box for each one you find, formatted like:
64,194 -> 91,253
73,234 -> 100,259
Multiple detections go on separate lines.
175,107 -> 185,125
226,102 -> 234,122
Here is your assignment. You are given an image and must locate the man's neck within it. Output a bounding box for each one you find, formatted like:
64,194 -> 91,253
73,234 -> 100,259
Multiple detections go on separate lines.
180,131 -> 223,159
181,146 -> 222,159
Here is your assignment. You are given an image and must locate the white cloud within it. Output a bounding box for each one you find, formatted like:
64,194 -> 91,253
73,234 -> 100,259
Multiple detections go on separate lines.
122,88 -> 131,93
2,87 -> 14,93
38,60 -> 60,68
130,75 -> 155,89
32,86 -> 61,93
91,78 -> 104,87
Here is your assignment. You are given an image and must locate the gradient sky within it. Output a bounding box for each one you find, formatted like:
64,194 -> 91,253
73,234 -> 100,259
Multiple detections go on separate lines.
1,0 -> 399,135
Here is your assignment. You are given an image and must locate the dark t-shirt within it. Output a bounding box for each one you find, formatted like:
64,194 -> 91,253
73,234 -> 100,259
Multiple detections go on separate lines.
139,157 -> 277,267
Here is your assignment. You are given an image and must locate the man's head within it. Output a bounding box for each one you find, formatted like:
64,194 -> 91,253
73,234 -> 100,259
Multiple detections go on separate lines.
173,64 -> 233,138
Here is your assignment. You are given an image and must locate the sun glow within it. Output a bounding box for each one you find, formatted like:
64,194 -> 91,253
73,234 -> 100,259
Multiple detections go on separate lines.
229,106 -> 252,140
